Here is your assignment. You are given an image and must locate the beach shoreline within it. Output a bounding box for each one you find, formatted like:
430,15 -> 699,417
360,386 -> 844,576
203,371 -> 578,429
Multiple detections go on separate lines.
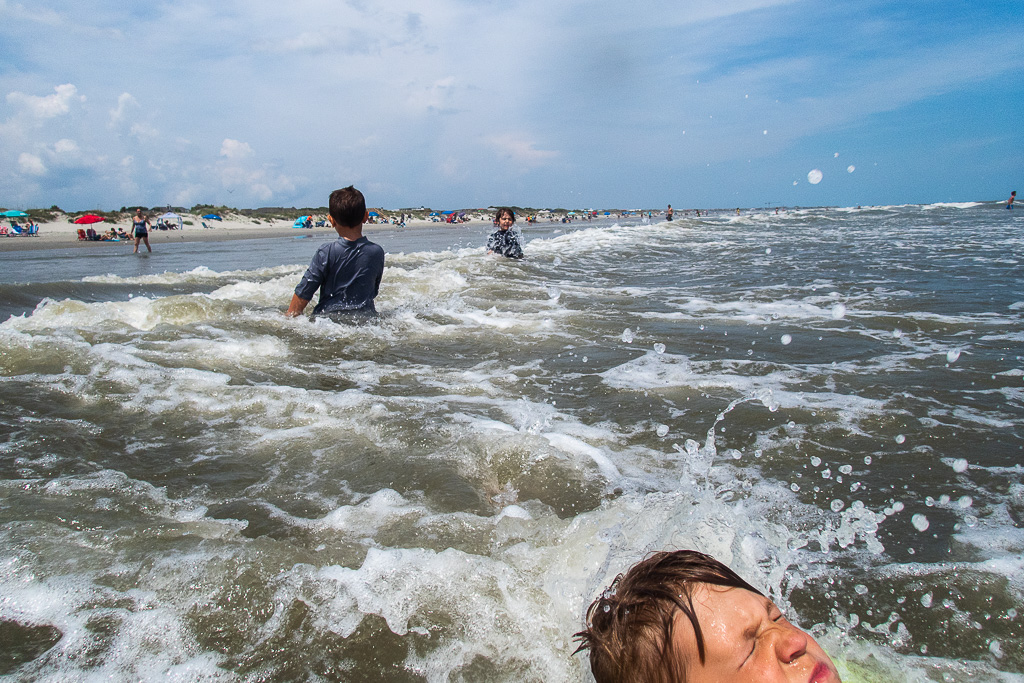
0,215 -> 450,252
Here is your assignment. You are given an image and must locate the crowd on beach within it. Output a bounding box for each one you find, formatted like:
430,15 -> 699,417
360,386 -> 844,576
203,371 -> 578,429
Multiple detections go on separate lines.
0,218 -> 40,237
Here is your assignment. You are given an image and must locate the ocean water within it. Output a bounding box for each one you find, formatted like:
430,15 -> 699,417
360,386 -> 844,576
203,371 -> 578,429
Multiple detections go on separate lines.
0,203 -> 1022,681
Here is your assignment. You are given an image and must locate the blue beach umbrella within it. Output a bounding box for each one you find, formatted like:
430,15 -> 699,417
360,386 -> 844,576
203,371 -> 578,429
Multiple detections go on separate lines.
202,214 -> 222,220
2,210 -> 29,217
368,211 -> 379,217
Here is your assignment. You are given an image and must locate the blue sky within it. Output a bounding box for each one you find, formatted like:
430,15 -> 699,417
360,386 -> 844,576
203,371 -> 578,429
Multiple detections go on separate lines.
1,0 -> 1020,211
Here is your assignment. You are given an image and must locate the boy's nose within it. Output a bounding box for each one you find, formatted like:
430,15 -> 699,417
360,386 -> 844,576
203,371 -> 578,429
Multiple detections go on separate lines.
773,624 -> 809,664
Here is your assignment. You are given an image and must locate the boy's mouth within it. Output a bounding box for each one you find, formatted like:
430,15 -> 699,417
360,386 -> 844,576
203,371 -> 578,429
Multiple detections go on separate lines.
808,661 -> 836,683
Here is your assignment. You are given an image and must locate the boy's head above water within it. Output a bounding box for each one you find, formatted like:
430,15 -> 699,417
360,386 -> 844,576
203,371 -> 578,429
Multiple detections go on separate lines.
575,550 -> 841,683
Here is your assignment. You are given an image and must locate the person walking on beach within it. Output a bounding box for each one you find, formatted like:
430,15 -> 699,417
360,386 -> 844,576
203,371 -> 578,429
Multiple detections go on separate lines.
287,186 -> 385,320
486,207 -> 524,259
132,208 -> 152,253
1008,191 -> 1016,210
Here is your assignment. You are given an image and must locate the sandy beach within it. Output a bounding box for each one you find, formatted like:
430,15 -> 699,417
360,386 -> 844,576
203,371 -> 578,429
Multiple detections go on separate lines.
0,213 -> 444,252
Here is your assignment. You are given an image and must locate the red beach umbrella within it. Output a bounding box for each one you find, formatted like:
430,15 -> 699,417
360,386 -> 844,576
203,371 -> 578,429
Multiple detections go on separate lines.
73,214 -> 105,224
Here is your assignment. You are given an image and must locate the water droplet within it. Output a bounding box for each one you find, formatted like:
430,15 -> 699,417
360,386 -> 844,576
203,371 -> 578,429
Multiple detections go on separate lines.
911,513 -> 930,532
581,356 -> 588,363
765,247 -> 772,254
864,456 -> 872,465
653,343 -> 666,354
810,456 -> 821,467
603,604 -> 611,613
847,165 -> 855,173
830,499 -> 845,512
839,465 -> 853,475
989,640 -> 1003,659
790,483 -> 800,492
831,303 -> 846,320
893,328 -> 902,338
807,169 -> 823,184
946,349 -> 961,363
854,584 -> 869,595
895,434 -> 906,444
656,424 -> 669,437
621,328 -> 634,343
553,256 -> 562,267
781,334 -> 792,345
951,458 -> 968,473
957,495 -> 973,508
921,592 -> 933,608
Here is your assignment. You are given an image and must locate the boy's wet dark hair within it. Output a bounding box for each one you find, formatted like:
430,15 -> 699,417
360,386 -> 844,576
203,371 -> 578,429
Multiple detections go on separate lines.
329,186 -> 367,228
495,207 -> 515,223
575,550 -> 763,683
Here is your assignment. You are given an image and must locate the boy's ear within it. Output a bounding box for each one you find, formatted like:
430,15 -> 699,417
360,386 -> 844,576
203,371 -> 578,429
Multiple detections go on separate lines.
363,209 -> 369,223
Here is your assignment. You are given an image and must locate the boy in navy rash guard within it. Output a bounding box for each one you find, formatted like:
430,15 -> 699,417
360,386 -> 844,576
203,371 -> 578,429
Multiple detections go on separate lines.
286,186 -> 385,319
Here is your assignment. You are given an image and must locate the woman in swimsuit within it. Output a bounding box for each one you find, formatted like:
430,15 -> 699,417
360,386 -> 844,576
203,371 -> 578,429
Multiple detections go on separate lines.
132,208 -> 152,253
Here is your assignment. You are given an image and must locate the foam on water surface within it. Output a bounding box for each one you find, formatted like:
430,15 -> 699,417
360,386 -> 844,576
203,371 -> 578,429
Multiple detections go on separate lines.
1,205 -> 1022,680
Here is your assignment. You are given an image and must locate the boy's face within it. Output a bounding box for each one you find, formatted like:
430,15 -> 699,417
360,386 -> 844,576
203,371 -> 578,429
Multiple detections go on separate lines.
498,213 -> 514,231
672,585 -> 841,683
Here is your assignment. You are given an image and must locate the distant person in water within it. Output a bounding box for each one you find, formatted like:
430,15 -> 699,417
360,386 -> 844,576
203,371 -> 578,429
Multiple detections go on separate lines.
576,550 -> 842,683
1008,191 -> 1016,209
487,207 -> 524,259
132,208 -> 152,253
287,186 -> 385,320
666,204 -> 673,221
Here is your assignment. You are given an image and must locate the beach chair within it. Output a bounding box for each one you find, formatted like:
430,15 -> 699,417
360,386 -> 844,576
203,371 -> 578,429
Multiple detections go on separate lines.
77,228 -> 88,240
9,223 -> 23,235
0,226 -> 8,236
28,224 -> 39,236
201,221 -> 214,229
86,228 -> 100,241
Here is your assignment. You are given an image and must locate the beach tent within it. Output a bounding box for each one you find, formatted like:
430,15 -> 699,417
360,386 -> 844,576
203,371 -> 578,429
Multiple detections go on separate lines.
74,214 -> 105,224
158,212 -> 183,230
292,215 -> 311,228
2,210 -> 29,217
202,214 -> 222,220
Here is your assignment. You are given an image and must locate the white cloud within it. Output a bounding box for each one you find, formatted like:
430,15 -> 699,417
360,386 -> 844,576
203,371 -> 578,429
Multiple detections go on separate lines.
129,122 -> 159,141
6,83 -> 81,119
53,138 -> 79,155
18,152 -> 46,175
486,134 -> 559,168
109,92 -> 139,125
220,139 -> 254,160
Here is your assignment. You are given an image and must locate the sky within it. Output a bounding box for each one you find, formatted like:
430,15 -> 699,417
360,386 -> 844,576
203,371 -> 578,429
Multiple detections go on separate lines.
0,0 -> 1021,211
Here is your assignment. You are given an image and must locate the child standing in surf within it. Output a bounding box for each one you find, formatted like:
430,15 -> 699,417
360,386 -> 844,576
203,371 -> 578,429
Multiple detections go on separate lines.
287,186 -> 385,320
487,207 -> 524,259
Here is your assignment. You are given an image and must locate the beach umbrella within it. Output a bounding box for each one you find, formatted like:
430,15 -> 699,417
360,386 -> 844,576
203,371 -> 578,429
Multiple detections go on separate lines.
2,210 -> 29,217
74,214 -> 105,224
202,214 -> 222,220
368,211 -> 379,217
